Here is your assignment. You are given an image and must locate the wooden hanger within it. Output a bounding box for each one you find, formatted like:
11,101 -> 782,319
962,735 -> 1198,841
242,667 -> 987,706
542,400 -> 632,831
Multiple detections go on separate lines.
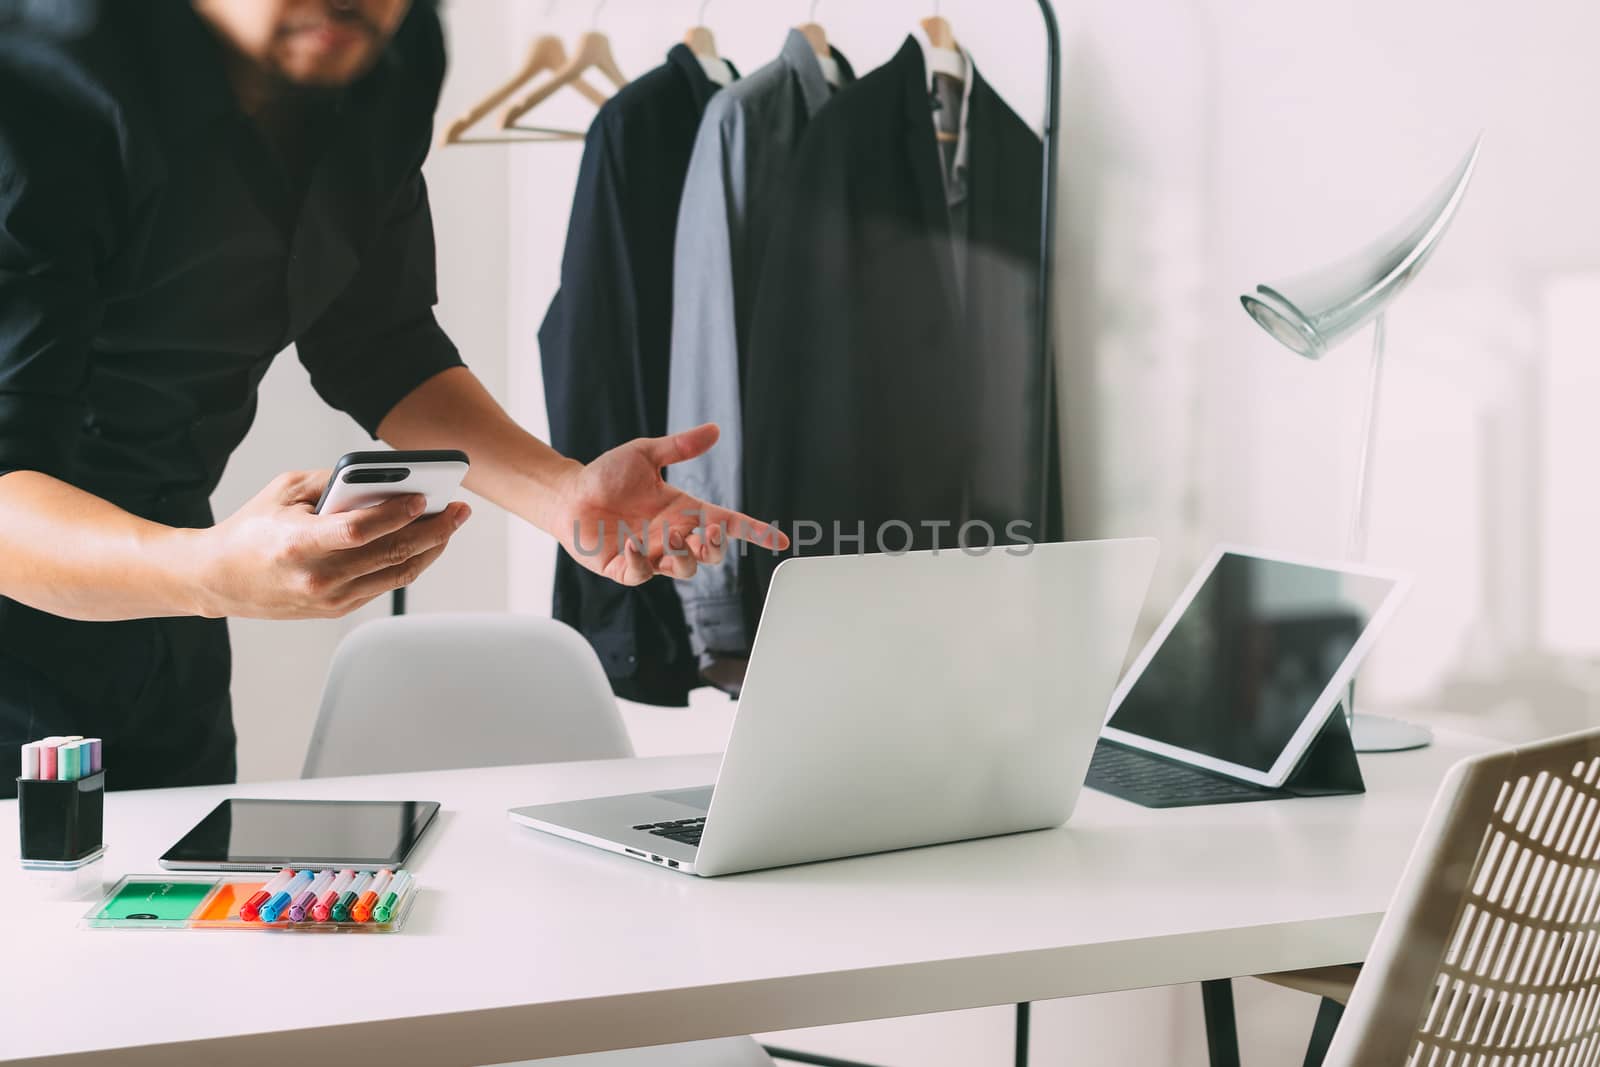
683,25 -> 718,59
798,0 -> 828,57
441,35 -> 606,146
798,22 -> 828,57
501,30 -> 628,130
920,15 -> 957,50
684,0 -> 735,87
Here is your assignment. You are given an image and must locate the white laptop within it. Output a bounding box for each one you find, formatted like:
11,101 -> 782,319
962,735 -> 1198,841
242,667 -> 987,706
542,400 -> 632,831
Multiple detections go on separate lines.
509,538 -> 1159,876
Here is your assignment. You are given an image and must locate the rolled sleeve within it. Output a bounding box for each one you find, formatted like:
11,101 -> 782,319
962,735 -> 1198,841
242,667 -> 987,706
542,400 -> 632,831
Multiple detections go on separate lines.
296,171 -> 463,437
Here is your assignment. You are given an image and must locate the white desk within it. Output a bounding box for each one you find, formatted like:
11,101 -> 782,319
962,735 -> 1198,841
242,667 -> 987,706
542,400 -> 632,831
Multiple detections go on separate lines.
1,732 -> 1491,1066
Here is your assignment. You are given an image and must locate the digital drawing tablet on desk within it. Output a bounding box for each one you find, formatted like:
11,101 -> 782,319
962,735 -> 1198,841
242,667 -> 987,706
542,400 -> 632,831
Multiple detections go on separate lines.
160,799 -> 440,872
1086,546 -> 1409,808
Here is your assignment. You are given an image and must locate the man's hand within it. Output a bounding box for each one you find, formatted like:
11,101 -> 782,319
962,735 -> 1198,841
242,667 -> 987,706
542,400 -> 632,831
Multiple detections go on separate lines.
375,372 -> 787,588
193,470 -> 471,619
551,424 -> 789,586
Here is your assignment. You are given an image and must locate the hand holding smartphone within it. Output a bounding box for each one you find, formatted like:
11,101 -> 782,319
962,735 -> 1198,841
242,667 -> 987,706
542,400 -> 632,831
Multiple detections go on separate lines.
195,452 -> 472,621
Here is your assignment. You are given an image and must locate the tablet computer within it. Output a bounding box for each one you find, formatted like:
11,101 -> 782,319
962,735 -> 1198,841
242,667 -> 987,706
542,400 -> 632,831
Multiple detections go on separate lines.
1101,546 -> 1409,788
159,799 -> 441,872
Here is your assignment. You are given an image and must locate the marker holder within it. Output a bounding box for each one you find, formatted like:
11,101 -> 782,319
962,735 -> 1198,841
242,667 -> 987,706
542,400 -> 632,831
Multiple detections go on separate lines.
84,872 -> 419,932
17,771 -> 106,870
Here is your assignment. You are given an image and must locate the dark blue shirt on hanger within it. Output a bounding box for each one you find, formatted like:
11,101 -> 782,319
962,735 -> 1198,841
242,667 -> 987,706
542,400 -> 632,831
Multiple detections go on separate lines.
540,44 -> 737,707
0,1 -> 462,795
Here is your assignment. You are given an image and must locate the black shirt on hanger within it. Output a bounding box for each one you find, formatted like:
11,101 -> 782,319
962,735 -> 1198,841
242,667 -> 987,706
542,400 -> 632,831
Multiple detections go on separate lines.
743,36 -> 1056,625
0,2 -> 461,795
539,45 -> 738,707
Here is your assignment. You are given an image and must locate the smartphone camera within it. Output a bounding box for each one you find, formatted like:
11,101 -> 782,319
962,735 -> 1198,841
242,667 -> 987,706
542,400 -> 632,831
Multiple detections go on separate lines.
342,467 -> 410,485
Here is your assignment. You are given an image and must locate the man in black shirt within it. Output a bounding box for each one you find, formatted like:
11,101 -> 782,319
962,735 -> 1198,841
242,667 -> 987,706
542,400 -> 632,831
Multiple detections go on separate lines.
0,0 -> 783,796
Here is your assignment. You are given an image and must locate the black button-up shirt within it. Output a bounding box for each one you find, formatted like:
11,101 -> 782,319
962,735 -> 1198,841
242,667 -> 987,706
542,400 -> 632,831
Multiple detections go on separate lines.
540,45 -> 734,707
0,1 -> 463,794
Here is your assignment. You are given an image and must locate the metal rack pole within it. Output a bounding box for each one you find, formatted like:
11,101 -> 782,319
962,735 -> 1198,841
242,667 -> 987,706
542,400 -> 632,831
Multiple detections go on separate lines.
1034,0 -> 1061,543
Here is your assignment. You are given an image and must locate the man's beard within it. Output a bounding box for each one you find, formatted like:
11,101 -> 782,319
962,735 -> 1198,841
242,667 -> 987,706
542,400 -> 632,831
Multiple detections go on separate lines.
267,4 -> 387,90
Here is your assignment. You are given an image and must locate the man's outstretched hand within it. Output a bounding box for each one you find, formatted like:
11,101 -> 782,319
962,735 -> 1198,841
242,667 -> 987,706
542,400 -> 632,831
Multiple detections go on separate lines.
551,423 -> 789,586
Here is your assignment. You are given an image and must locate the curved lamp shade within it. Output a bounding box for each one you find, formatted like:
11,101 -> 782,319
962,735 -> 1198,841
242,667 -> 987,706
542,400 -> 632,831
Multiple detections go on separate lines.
1241,137 -> 1482,360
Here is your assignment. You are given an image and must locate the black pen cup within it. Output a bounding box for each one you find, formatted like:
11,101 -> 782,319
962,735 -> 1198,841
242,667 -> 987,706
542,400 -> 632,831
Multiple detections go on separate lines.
17,771 -> 105,868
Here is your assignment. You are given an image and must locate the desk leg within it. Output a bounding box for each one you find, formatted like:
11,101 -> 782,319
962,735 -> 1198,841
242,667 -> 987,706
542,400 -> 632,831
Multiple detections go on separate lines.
763,1048 -> 890,1067
1201,979 -> 1241,1067
1301,996 -> 1344,1067
764,1004 -> 1030,1067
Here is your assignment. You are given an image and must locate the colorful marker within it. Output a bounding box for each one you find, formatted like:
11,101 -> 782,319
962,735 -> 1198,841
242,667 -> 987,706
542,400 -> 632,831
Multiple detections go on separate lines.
332,871 -> 372,923
86,738 -> 103,774
58,736 -> 83,780
312,870 -> 355,922
260,869 -> 314,923
289,870 -> 334,922
351,869 -> 392,923
63,740 -> 93,781
372,870 -> 413,924
240,868 -> 296,922
36,737 -> 65,780
19,741 -> 42,780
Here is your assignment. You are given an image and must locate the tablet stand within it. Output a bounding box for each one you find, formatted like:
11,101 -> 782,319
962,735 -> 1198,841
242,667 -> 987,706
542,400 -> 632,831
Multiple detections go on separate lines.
1279,700 -> 1366,798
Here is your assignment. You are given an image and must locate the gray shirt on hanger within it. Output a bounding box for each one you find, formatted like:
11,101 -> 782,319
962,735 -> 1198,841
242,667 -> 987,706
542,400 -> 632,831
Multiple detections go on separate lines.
666,29 -> 855,672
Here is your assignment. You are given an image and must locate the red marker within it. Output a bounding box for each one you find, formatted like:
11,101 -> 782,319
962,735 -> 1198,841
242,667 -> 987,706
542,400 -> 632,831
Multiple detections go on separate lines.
240,868 -> 296,922
35,737 -> 65,780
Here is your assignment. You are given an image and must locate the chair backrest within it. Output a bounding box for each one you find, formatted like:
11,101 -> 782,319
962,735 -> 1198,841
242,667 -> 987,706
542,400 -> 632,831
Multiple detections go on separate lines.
302,613 -> 633,778
1327,727 -> 1600,1067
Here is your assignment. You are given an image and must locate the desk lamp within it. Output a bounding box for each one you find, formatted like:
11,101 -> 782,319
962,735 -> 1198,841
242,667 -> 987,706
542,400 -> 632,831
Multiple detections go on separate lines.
1240,136 -> 1482,753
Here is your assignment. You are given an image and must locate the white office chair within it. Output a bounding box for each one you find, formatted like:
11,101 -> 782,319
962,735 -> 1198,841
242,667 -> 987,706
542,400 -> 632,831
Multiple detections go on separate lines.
303,612 -> 634,777
304,613 -> 775,1067
1248,728 -> 1600,1067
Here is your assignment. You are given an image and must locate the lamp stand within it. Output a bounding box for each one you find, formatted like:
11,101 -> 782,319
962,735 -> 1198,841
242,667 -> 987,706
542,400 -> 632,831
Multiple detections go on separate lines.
1345,313 -> 1432,753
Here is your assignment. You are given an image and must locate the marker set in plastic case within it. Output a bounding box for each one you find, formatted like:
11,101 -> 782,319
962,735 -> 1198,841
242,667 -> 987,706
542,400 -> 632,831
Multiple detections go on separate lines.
85,869 -> 419,932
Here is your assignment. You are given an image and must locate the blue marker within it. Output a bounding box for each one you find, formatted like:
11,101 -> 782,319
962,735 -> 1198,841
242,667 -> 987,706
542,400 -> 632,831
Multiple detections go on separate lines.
260,869 -> 314,923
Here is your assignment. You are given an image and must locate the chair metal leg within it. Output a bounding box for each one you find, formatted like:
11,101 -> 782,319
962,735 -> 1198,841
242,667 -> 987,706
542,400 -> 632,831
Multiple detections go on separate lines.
1201,979 -> 1241,1067
1300,996 -> 1344,1067
1015,1001 -> 1031,1067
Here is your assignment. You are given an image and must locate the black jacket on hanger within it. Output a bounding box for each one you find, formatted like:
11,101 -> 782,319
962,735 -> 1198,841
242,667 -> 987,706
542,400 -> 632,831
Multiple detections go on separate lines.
743,36 -> 1055,620
540,45 -> 735,706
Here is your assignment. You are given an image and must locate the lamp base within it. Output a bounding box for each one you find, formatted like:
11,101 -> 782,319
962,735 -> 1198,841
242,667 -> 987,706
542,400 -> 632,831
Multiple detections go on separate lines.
1350,713 -> 1433,753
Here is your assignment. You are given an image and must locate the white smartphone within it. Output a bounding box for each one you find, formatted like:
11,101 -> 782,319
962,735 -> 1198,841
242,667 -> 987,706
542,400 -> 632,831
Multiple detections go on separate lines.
313,450 -> 469,517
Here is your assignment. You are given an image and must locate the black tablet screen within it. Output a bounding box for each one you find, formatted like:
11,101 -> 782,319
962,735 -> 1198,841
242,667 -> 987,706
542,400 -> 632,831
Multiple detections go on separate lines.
1106,554 -> 1398,772
161,799 -> 439,868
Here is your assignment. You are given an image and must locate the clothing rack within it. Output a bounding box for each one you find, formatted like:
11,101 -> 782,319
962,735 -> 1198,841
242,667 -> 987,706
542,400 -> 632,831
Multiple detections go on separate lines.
397,0 -> 1059,625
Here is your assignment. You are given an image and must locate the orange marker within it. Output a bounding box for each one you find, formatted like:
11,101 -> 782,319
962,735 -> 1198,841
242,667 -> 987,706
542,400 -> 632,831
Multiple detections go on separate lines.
351,869 -> 393,923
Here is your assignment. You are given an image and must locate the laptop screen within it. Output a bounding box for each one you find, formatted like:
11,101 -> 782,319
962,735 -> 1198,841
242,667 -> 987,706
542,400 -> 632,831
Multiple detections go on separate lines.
1105,553 -> 1400,773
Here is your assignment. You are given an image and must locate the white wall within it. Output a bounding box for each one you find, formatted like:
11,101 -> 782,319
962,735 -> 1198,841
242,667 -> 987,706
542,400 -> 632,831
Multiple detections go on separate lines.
1203,0 -> 1600,730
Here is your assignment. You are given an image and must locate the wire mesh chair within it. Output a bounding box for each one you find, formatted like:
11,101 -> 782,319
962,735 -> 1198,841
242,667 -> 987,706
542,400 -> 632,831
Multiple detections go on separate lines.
1324,727 -> 1600,1066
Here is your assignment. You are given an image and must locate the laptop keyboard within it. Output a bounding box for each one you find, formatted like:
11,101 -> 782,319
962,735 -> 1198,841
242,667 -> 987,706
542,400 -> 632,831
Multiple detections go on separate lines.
1086,740 -> 1275,807
632,817 -> 706,847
